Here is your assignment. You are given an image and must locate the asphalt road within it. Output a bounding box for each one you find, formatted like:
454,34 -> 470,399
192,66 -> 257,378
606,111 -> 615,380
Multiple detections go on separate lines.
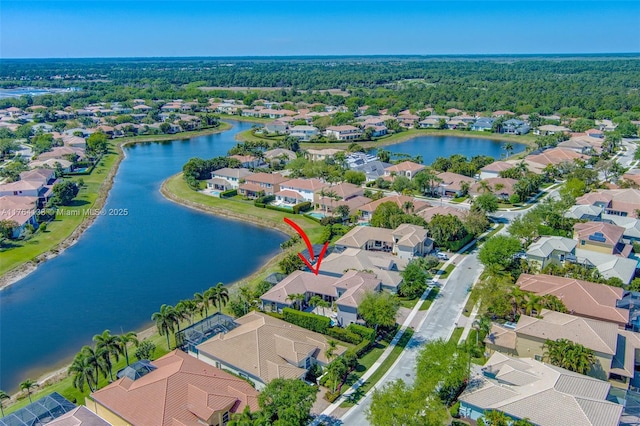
341,250 -> 484,424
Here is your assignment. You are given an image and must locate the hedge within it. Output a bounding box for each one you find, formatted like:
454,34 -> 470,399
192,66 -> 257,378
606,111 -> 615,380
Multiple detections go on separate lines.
255,194 -> 275,205
266,204 -> 293,213
353,339 -> 373,357
326,327 -> 362,345
347,324 -> 376,342
254,202 -> 265,208
282,308 -> 331,334
293,201 -> 312,214
220,189 -> 237,198
442,233 -> 474,252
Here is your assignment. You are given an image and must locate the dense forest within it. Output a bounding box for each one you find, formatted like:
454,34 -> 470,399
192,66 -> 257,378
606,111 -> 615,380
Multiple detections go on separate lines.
2,55 -> 639,118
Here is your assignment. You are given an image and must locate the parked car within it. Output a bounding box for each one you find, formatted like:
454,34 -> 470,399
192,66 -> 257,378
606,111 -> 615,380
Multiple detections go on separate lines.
436,252 -> 449,260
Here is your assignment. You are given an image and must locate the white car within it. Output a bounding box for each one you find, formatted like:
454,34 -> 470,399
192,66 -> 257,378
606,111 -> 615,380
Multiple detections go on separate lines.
436,252 -> 449,260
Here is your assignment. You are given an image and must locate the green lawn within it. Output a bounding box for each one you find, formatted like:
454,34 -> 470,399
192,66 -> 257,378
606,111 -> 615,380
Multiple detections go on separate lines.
419,287 -> 440,311
438,264 -> 456,279
398,296 -> 419,309
163,173 -> 326,244
340,328 -> 415,407
449,327 -> 464,345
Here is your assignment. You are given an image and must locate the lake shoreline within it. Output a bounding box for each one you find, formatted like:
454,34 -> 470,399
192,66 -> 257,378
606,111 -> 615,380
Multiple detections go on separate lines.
0,123 -> 233,291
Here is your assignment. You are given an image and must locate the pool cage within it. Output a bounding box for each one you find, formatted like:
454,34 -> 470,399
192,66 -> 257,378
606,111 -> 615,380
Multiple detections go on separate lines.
175,312 -> 237,353
0,392 -> 76,426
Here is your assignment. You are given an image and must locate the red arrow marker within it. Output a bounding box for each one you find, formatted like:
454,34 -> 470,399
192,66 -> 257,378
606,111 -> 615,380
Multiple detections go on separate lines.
284,217 -> 329,275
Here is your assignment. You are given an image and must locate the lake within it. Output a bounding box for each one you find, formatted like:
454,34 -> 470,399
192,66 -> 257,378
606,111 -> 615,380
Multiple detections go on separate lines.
380,134 -> 526,165
0,121 -> 287,391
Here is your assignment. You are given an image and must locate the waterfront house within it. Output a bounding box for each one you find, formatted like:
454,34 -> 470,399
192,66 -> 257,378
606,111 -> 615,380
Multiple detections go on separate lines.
196,312 -> 347,389
501,118 -> 530,135
239,172 -> 288,198
264,148 -> 297,165
316,182 -> 364,207
38,146 -> 86,162
533,124 -> 571,136
229,154 -> 263,169
0,196 -> 39,238
384,161 -> 425,180
324,125 -> 362,141
458,352 -> 623,426
320,248 -> 404,292
208,168 -> 253,191
358,195 -> 430,221
47,406 -> 110,425
470,117 -> 495,131
289,125 -> 319,141
515,273 -> 629,327
279,178 -> 328,203
352,160 -> 392,182
436,171 -> 476,197
263,120 -> 289,134
305,148 -> 344,162
86,350 -> 258,426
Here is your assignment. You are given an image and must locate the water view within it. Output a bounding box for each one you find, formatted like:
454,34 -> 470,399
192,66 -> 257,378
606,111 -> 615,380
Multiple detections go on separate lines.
0,121 -> 286,391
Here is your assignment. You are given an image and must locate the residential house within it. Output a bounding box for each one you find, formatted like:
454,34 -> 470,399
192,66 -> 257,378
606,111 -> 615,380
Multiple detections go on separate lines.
47,406 -> 110,426
239,173 -> 288,199
324,125 -> 362,141
320,248 -> 404,292
492,110 -> 515,118
335,223 -> 433,260
278,178 -> 327,203
316,182 -> 365,212
38,146 -> 86,162
479,161 -> 516,180
533,124 -> 571,136
436,171 -> 476,197
305,148 -> 344,162
558,137 -> 600,154
458,352 -> 623,426
365,124 -> 388,137
418,115 -> 449,128
469,177 -> 518,200
229,154 -> 263,169
564,204 -> 604,221
289,125 -> 319,141
525,236 -> 577,270
263,120 -> 289,134
416,205 -> 467,222
515,274 -> 629,327
196,312 -> 347,389
0,196 -> 39,238
86,350 -> 258,426
501,118 -> 530,135
358,195 -> 430,221
485,310 -> 640,388
470,117 -> 495,131
573,221 -> 632,257
586,128 -> 605,139
384,161 -> 426,180
576,188 -> 640,218
29,158 -> 73,173
207,168 -> 253,191
526,147 -> 589,168
352,160 -> 392,182
264,148 -> 297,165
345,152 -> 378,168
573,249 -> 638,284
602,214 -> 640,242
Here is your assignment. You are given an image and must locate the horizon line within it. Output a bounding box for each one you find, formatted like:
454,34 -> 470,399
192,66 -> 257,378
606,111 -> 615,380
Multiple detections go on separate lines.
3,52 -> 640,61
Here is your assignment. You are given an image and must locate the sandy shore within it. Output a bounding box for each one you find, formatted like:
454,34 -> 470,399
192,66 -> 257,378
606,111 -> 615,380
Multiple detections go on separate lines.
0,124 -> 232,291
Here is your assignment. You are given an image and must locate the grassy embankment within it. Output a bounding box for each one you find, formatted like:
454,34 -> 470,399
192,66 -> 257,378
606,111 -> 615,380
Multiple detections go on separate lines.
0,124 -> 232,281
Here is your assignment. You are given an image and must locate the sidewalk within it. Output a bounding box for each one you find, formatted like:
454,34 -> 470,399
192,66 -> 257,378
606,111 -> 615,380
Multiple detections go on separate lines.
458,302 -> 480,344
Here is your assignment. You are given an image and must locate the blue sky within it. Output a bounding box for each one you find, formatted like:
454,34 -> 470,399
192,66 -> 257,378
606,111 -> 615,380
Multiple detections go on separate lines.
2,1 -> 639,58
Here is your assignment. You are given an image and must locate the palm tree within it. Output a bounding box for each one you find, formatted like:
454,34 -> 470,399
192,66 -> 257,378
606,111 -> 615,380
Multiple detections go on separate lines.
19,379 -> 36,403
509,287 -> 528,318
523,294 -> 542,316
309,295 -> 330,314
118,331 -> 139,366
540,294 -> 567,313
193,291 -> 210,318
543,338 -> 596,374
175,300 -> 197,325
480,409 -> 510,426
286,293 -> 306,310
93,330 -> 123,381
68,352 -> 97,392
325,339 -> 338,362
209,283 -> 230,313
238,285 -> 255,316
82,345 -> 109,385
478,180 -> 493,194
152,304 -> 179,350
0,390 -> 10,418
402,201 -> 414,214
503,142 -> 514,158
472,317 -> 492,345
335,204 -> 350,221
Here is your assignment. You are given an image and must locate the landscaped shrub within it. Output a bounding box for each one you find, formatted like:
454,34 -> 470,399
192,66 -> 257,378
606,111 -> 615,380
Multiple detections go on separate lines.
220,189 -> 237,198
293,201 -> 312,214
353,339 -> 372,357
254,202 -> 265,208
324,390 -> 340,402
442,233 -> 474,252
347,324 -> 376,342
283,308 -> 331,334
325,327 -> 362,345
264,311 -> 285,320
255,194 -> 275,205
266,205 -> 293,213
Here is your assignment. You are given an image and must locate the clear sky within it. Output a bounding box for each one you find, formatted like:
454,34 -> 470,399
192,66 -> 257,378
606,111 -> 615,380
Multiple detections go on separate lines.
2,1 -> 639,58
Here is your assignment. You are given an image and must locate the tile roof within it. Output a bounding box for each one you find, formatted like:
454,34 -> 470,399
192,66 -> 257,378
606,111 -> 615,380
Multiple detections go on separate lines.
526,236 -> 577,258
416,205 -> 466,221
245,172 -> 288,185
437,171 -> 476,191
281,178 -> 328,192
573,221 -> 625,247
197,312 -> 347,384
526,147 -> 588,166
47,406 -> 110,426
320,248 -> 403,289
460,352 -> 622,426
211,168 -> 253,179
334,226 -> 394,248
516,274 -> 628,326
89,350 -> 259,426
384,161 -> 426,173
359,195 -> 430,213
516,310 -> 619,355
0,196 -> 38,226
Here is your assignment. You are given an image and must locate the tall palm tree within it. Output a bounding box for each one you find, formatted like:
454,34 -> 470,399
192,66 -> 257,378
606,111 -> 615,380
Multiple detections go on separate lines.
93,330 -> 123,381
82,345 -> 109,385
175,300 -> 197,325
325,339 -> 338,362
472,317 -> 492,345
286,293 -> 306,310
68,352 -> 97,392
0,390 -> 10,418
238,285 -> 255,315
480,409 -> 510,426
19,379 -> 36,403
151,304 -> 179,350
402,201 -> 415,214
540,294 -> 567,313
209,283 -> 230,313
523,294 -> 543,316
543,338 -> 596,374
194,291 -> 210,318
478,180 -> 493,194
503,142 -> 514,158
118,331 -> 139,366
